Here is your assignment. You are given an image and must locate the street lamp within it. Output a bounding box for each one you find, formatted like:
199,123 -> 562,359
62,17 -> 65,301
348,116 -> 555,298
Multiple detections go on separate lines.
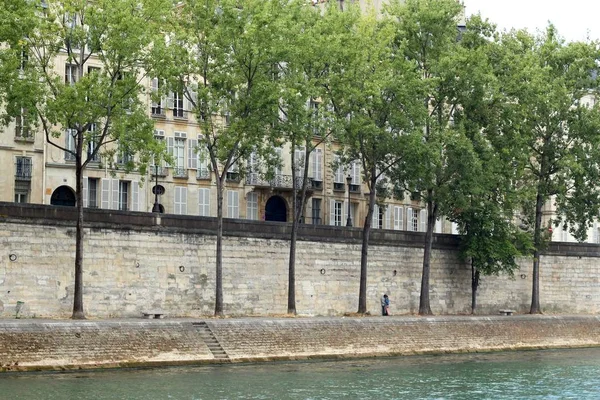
346,175 -> 352,227
152,164 -> 161,213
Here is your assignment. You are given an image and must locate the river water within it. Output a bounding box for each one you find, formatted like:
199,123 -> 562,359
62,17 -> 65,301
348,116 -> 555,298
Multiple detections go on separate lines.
2,348 -> 600,399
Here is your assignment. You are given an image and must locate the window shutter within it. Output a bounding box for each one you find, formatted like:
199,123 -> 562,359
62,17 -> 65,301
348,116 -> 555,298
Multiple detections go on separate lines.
167,137 -> 174,166
420,209 -> 427,232
329,199 -> 335,226
435,218 -> 442,234
385,207 -> 391,229
111,179 -> 119,210
407,208 -> 413,231
82,176 -> 88,207
131,181 -> 139,211
199,188 -> 210,216
372,204 -> 379,229
275,148 -> 283,175
312,148 -> 322,180
394,206 -> 403,230
351,160 -> 360,185
138,181 -> 146,212
167,92 -> 174,109
151,78 -> 159,108
188,138 -> 198,170
227,190 -> 239,218
181,187 -> 187,214
101,179 -> 110,209
333,155 -> 344,183
174,186 -> 181,214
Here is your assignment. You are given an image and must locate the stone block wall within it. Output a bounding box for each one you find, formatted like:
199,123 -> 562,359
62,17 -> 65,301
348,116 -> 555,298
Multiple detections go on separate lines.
0,203 -> 599,318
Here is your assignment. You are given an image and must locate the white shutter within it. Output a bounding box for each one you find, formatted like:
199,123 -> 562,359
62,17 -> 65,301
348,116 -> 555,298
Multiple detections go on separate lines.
111,179 -> 119,210
174,186 -> 181,214
132,181 -> 139,211
385,207 -> 391,229
101,179 -> 110,209
167,91 -> 174,109
372,204 -> 379,229
407,207 -> 414,231
312,148 -> 322,180
420,209 -> 427,232
329,199 -> 335,226
82,176 -> 88,207
334,155 -> 344,183
227,190 -> 239,218
188,138 -> 198,170
435,218 -> 442,233
138,181 -> 146,212
394,206 -> 403,230
199,188 -> 210,216
181,187 -> 187,214
246,192 -> 258,220
151,78 -> 159,108
167,137 -> 174,165
351,160 -> 360,185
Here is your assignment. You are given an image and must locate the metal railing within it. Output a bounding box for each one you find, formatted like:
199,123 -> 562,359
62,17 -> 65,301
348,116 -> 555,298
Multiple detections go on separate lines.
197,168 -> 211,180
15,159 -> 32,180
172,167 -> 188,178
245,173 -> 313,190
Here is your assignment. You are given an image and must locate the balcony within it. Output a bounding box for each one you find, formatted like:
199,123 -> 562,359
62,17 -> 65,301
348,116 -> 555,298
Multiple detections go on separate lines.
246,173 -> 313,191
151,166 -> 167,177
226,172 -> 240,182
349,184 -> 361,193
311,180 -> 323,190
14,129 -> 34,143
15,160 -> 32,181
172,167 -> 188,179
333,182 -> 345,191
173,108 -> 188,120
197,168 -> 211,180
151,106 -> 166,118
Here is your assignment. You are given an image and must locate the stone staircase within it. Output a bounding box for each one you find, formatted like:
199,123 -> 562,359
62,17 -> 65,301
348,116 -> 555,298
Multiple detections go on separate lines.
192,321 -> 230,361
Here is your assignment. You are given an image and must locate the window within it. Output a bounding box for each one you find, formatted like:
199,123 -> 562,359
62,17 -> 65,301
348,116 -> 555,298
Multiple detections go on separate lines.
372,204 -> 380,229
117,145 -> 133,165
18,47 -> 28,71
394,206 -> 403,230
87,123 -> 99,162
312,198 -> 321,225
14,109 -> 31,139
330,199 -> 343,226
198,188 -> 210,216
333,155 -> 345,191
309,99 -> 319,135
168,135 -> 187,178
350,160 -> 360,192
294,147 -> 306,177
65,128 -> 76,161
14,179 -> 30,203
197,136 -> 210,179
246,192 -> 258,220
274,147 -> 283,175
14,191 -> 28,203
15,157 -> 32,180
420,209 -> 427,232
87,178 -> 98,208
65,63 -> 78,85
174,186 -> 187,215
226,162 -> 239,182
151,78 -> 164,116
118,181 -> 129,211
227,190 -> 239,218
173,91 -> 185,118
407,207 -> 418,232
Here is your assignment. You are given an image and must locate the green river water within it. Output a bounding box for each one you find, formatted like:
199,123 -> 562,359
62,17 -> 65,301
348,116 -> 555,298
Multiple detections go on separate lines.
1,348 -> 600,399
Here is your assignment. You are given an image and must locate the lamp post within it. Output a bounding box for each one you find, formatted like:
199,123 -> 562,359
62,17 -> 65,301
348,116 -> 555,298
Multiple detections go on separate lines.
152,164 -> 161,213
346,175 -> 352,227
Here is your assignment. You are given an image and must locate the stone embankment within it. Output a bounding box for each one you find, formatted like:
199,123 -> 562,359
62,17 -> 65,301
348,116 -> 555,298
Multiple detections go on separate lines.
1,315 -> 599,372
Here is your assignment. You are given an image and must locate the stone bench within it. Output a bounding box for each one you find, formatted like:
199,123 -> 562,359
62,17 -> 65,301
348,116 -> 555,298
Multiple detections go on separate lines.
499,309 -> 515,316
142,311 -> 166,319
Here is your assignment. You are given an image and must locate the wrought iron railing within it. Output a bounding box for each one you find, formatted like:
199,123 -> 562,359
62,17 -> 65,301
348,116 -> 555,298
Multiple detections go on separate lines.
245,173 -> 313,190
15,159 -> 32,180
197,168 -> 211,180
151,166 -> 167,177
172,167 -> 188,178
151,106 -> 166,117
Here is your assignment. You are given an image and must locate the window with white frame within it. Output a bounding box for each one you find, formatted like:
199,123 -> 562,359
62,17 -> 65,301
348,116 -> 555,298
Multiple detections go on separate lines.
65,128 -> 76,161
274,147 -> 283,175
333,155 -> 344,184
312,198 -> 322,224
420,209 -> 427,232
65,63 -> 78,85
330,199 -> 343,226
227,190 -> 239,218
118,181 -> 129,211
173,91 -> 185,118
168,135 -> 186,177
197,135 -> 210,179
150,78 -> 164,116
246,192 -> 258,220
407,207 -> 418,232
294,147 -> 305,177
198,188 -> 210,216
350,160 -> 360,186
86,123 -> 99,162
174,186 -> 187,215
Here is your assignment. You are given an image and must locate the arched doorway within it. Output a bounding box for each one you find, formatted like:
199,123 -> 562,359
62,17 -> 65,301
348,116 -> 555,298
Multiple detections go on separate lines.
50,186 -> 76,207
265,195 -> 287,222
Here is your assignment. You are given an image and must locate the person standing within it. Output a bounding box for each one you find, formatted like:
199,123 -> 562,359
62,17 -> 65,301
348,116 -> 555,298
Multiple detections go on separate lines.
381,294 -> 390,316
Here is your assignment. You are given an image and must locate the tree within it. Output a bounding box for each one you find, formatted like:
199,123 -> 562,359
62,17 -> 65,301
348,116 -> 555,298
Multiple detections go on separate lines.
325,6 -> 423,314
170,0 -> 281,316
1,0 -> 169,319
273,1 -> 341,315
389,0 -> 489,315
492,27 -> 600,314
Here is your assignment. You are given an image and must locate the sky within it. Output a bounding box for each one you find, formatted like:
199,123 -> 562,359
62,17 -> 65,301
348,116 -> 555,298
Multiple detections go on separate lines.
462,0 -> 600,42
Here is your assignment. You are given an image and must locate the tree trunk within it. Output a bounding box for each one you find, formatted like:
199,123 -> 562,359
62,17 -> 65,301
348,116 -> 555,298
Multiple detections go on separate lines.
471,260 -> 479,315
530,190 -> 545,314
72,162 -> 86,319
214,177 -> 224,317
358,176 -> 376,314
418,196 -> 436,315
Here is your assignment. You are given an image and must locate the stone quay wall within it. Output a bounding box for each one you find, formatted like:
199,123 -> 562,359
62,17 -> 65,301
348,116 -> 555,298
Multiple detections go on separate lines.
0,202 -> 599,318
1,316 -> 599,372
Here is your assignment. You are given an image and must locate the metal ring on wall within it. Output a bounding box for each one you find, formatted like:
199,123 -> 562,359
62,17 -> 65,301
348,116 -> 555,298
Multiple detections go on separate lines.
9,254 -> 17,262
320,268 -> 326,275
179,265 -> 185,272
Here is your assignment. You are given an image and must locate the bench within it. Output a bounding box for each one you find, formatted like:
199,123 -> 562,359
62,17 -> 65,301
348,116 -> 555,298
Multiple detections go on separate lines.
499,309 -> 515,316
142,311 -> 166,319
